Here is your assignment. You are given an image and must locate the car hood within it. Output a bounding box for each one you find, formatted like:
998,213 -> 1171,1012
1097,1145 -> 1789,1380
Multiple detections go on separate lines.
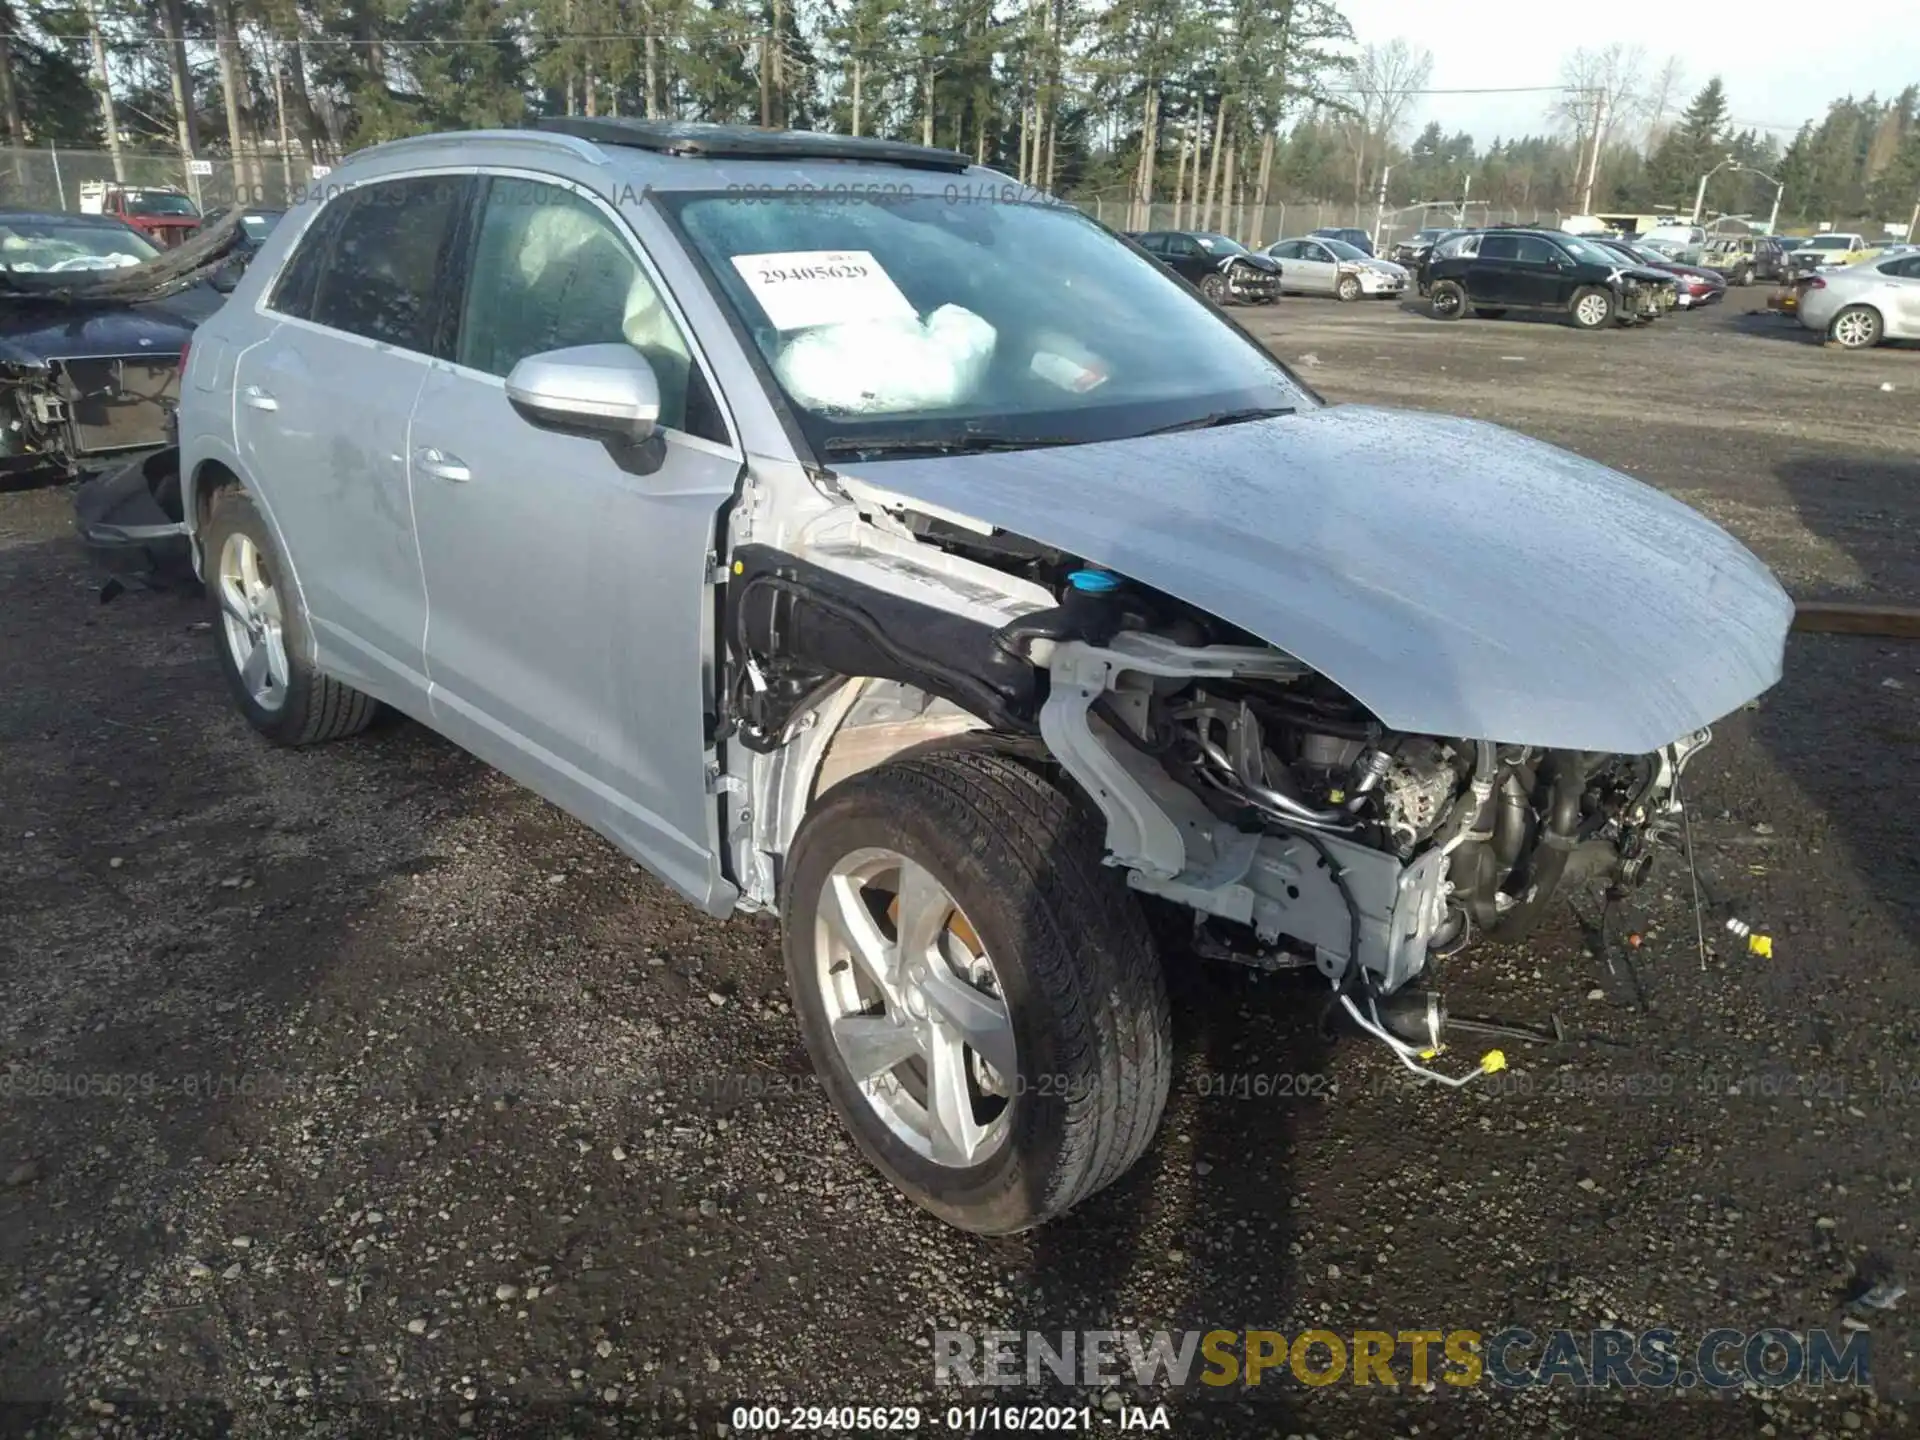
0,294 -> 204,369
1361,259 -> 1408,278
1217,252 -> 1281,274
836,405 -> 1792,754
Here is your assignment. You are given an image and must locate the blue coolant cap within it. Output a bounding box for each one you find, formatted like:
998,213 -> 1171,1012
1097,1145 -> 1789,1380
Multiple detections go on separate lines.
1067,569 -> 1120,594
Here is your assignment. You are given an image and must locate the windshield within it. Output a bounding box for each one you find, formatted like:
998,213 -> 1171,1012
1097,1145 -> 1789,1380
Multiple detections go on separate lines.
1807,236 -> 1855,251
1775,236 -> 1805,250
0,218 -> 159,273
1559,236 -> 1621,266
667,192 -> 1308,456
1321,238 -> 1368,261
124,191 -> 199,217
1192,232 -> 1249,256
240,212 -> 280,242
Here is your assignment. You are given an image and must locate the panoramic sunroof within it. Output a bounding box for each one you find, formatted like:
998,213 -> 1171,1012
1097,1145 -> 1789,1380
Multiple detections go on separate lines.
534,118 -> 972,173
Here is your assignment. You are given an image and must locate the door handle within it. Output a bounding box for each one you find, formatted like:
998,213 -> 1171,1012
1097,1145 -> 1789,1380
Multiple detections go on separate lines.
413,446 -> 471,483
241,384 -> 278,412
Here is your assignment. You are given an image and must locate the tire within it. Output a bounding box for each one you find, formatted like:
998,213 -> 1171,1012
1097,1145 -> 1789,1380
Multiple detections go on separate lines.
1733,265 -> 1752,287
1827,304 -> 1883,350
1336,274 -> 1362,302
781,748 -> 1172,1234
1430,279 -> 1467,320
1472,307 -> 1508,319
1199,272 -> 1228,303
1569,285 -> 1615,330
203,488 -> 379,746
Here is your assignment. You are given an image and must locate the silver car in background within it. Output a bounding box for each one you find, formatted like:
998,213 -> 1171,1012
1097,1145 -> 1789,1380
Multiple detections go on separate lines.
1263,235 -> 1408,300
1798,250 -> 1920,348
176,119 -> 1792,1237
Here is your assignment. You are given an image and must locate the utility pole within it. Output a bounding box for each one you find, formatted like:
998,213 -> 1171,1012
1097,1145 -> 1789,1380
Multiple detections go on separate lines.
1457,173 -> 1471,228
1372,164 -> 1392,252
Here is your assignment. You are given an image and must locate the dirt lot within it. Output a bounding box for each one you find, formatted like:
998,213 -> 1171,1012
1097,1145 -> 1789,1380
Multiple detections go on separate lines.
3,295 -> 1918,1439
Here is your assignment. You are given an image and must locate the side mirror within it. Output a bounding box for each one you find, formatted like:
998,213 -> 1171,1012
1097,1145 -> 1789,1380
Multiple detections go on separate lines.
505,344 -> 660,443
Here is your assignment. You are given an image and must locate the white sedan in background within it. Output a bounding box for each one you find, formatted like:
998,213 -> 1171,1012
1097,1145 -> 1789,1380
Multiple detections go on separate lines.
1798,250 -> 1920,349
1263,236 -> 1409,301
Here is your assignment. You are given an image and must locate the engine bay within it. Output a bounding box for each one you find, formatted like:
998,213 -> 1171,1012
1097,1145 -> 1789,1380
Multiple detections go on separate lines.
723,478 -> 1711,1061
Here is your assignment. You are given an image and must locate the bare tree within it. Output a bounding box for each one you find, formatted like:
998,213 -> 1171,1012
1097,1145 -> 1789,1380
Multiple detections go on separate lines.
84,0 -> 127,181
1641,55 -> 1685,151
1338,39 -> 1432,206
1553,44 -> 1645,211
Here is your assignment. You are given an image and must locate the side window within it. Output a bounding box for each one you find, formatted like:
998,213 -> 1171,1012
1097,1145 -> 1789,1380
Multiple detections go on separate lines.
306,176 -> 467,353
1514,236 -> 1560,264
1303,243 -> 1329,262
1478,234 -> 1521,261
1136,233 -> 1165,254
455,177 -> 720,442
267,203 -> 344,320
1269,241 -> 1298,260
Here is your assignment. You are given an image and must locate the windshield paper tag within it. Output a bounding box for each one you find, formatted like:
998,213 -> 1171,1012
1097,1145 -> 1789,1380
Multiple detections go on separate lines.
731,250 -> 916,331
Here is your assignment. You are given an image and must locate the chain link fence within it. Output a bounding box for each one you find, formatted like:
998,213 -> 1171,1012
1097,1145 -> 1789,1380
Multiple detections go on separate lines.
0,146 -> 333,216
1064,192 -> 1557,251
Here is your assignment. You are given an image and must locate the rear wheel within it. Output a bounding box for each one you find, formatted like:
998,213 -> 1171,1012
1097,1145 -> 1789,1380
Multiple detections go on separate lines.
203,489 -> 379,746
1569,286 -> 1615,330
1430,279 -> 1467,320
782,749 -> 1172,1234
1827,305 -> 1883,350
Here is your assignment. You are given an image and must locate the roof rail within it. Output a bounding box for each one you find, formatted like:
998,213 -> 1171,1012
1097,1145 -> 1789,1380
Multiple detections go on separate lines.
533,118 -> 971,173
351,128 -> 610,168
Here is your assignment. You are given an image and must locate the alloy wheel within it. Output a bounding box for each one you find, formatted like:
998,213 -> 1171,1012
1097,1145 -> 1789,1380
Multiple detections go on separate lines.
1575,293 -> 1610,327
812,847 -> 1017,1168
1831,309 -> 1878,349
217,531 -> 290,713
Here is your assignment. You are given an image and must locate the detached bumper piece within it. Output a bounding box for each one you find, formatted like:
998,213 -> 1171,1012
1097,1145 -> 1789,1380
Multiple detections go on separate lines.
73,445 -> 194,596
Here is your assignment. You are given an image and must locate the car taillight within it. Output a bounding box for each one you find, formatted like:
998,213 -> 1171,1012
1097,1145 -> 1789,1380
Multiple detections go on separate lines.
1805,277 -> 1825,289
179,340 -> 191,377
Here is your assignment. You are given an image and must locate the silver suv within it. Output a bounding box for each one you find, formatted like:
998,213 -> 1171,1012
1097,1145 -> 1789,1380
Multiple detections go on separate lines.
178,120 -> 1792,1234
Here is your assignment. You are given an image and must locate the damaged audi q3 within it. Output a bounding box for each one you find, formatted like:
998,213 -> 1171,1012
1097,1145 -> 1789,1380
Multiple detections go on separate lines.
175,120 -> 1794,1235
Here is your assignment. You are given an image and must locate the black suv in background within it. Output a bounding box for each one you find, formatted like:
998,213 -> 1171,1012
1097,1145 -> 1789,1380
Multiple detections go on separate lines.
1309,226 -> 1375,257
1751,235 -> 1806,284
1425,228 -> 1676,329
1127,230 -> 1282,304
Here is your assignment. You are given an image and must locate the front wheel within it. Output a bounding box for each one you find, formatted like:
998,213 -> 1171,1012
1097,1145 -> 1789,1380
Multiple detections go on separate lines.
202,489 -> 379,745
1430,279 -> 1467,320
1569,286 -> 1616,330
782,748 -> 1172,1234
1199,272 -> 1228,304
1336,274 -> 1362,302
1828,305 -> 1883,350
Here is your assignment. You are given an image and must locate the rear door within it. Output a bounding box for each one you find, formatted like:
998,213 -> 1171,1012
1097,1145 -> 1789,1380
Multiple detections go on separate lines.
233,173 -> 471,699
407,174 -> 743,908
1466,233 -> 1521,302
1164,234 -> 1208,284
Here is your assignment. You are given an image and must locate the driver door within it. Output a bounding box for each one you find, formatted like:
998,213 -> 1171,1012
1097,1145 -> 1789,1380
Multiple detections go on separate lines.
407,175 -> 743,909
1291,242 -> 1338,294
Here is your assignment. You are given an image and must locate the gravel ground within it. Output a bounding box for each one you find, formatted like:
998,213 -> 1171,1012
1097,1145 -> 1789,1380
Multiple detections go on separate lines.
3,296 -> 1918,1439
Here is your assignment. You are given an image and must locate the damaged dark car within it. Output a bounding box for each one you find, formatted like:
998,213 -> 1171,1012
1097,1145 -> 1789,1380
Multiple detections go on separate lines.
0,211 -> 242,481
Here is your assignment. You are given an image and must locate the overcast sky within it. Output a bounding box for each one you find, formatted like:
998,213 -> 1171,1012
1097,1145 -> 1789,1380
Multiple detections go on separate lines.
1337,0 -> 1920,148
